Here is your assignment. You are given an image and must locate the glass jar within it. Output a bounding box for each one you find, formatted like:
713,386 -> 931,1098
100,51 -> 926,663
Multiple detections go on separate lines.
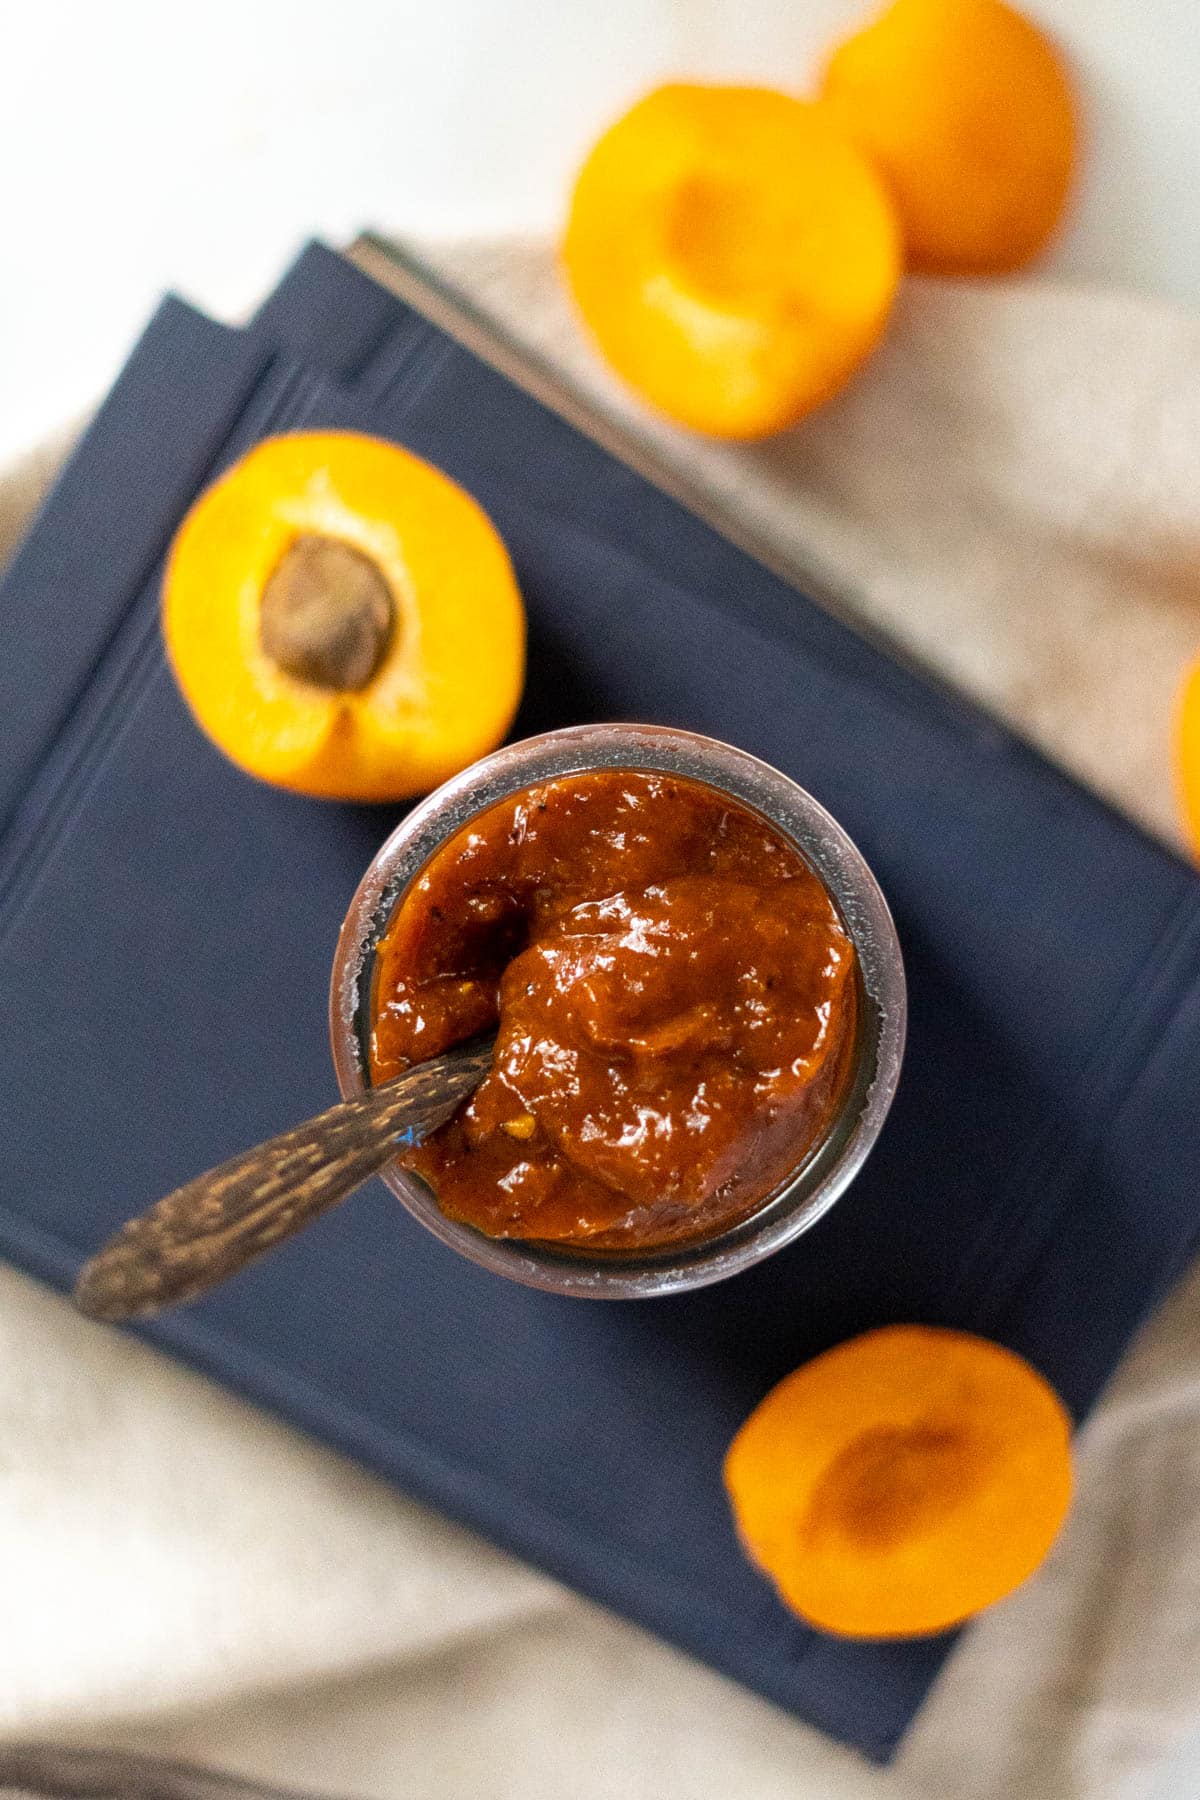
330,723 -> 905,1298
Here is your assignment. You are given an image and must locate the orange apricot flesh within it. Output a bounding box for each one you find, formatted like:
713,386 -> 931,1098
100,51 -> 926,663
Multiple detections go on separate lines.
162,431 -> 525,802
724,1325 -> 1073,1638
562,84 -> 901,439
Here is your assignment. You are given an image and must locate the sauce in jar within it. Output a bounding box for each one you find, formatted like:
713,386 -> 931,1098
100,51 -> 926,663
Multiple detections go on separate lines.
370,769 -> 858,1249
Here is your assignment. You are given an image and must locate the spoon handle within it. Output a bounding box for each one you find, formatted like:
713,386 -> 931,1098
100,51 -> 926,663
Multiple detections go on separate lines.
73,1038 -> 494,1323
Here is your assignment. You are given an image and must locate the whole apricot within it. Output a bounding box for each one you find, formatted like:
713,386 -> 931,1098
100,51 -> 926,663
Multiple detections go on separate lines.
820,0 -> 1078,276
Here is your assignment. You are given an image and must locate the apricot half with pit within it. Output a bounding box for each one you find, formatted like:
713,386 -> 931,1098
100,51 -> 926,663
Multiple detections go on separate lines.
724,1325 -> 1072,1638
163,431 -> 525,801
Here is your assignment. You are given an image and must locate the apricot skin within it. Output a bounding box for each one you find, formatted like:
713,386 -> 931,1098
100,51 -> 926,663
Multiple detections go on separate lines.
1176,659 -> 1200,858
819,0 -> 1079,276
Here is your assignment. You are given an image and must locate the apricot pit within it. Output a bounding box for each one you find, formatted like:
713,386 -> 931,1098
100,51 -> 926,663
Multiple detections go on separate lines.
259,535 -> 395,692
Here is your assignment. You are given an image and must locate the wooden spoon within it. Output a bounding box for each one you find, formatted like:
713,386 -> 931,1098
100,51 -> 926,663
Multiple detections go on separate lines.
73,1037 -> 495,1324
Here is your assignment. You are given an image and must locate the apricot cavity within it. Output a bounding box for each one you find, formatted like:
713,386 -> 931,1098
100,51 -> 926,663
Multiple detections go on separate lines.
724,1324 -> 1073,1638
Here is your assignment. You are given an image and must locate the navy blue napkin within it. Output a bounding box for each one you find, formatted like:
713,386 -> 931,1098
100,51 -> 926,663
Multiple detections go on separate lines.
2,242 -> 1199,1762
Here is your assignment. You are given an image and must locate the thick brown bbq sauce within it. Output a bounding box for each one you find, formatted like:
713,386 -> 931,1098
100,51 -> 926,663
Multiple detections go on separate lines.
369,769 -> 858,1251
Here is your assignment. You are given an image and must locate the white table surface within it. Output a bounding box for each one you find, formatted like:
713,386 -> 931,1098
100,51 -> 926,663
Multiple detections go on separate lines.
2,0 -> 1199,471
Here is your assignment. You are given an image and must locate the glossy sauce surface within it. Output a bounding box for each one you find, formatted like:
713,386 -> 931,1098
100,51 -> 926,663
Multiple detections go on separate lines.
370,769 -> 857,1249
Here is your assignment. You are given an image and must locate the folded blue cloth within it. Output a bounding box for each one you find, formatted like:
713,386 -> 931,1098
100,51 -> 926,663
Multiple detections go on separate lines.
2,242 -> 1198,1762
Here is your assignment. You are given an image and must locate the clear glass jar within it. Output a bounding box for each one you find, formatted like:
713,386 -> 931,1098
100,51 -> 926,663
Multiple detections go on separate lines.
330,723 -> 905,1298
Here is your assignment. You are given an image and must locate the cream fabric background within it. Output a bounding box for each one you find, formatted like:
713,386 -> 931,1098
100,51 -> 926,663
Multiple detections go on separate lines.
3,242 -> 1200,1798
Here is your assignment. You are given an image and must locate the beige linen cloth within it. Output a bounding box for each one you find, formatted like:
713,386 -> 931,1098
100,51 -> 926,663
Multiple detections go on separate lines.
3,241 -> 1200,1800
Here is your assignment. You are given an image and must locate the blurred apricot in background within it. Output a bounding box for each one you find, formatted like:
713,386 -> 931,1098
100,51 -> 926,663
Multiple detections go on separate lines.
819,0 -> 1078,276
562,84 -> 901,439
1176,660 -> 1200,857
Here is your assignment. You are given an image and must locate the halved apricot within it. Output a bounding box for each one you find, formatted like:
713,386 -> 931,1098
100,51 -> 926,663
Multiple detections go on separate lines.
562,84 -> 901,439
163,431 -> 525,801
819,0 -> 1078,276
724,1325 -> 1072,1638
